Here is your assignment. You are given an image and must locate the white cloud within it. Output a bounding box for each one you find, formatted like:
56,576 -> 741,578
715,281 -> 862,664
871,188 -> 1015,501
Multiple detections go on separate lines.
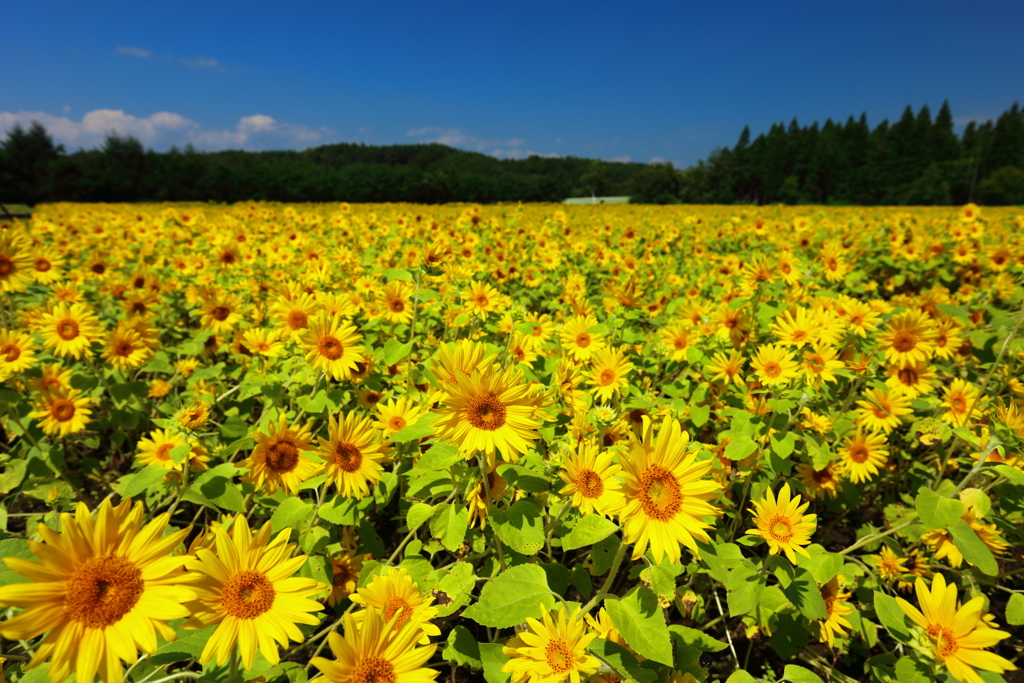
406,127 -> 558,159
180,56 -> 224,71
116,46 -> 152,59
0,109 -> 344,151
649,157 -> 669,164
613,156 -> 632,163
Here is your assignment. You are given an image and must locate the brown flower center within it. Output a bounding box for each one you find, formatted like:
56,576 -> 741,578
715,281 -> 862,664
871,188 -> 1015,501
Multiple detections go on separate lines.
638,465 -> 682,521
334,442 -> 363,472
352,657 -> 395,683
211,306 -> 231,321
892,330 -> 917,353
115,341 -> 135,357
599,369 -> 617,386
768,516 -> 794,542
545,639 -> 574,674
575,333 -> 591,348
466,392 -> 507,431
383,597 -> 413,630
0,256 -> 13,276
575,469 -> 604,498
265,440 -> 300,472
318,335 -> 344,360
50,399 -> 76,422
57,320 -> 80,340
65,555 -> 144,628
951,396 -> 966,413
762,361 -> 781,378
221,569 -> 275,619
389,299 -> 405,313
35,258 -> 52,272
388,416 -> 407,432
1,343 -> 20,362
155,443 -> 174,461
91,262 -> 106,274
288,310 -> 309,330
848,444 -> 869,464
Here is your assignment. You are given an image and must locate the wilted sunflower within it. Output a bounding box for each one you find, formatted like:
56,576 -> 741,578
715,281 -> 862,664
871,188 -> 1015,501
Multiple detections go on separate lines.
317,411 -> 392,498
299,312 -> 365,380
0,499 -> 195,683
558,441 -> 626,517
185,516 -> 328,671
501,603 -> 600,683
746,482 -> 817,563
29,386 -> 92,436
241,414 -> 320,495
433,365 -> 546,466
619,417 -> 723,564
311,607 -> 438,683
349,568 -> 440,645
38,302 -> 103,359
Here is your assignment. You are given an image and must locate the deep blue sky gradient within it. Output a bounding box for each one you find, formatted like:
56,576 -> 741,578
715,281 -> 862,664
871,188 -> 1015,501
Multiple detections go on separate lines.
2,0 -> 1022,166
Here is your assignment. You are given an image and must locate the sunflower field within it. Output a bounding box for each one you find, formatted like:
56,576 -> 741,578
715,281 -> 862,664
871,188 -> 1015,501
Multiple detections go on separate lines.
1,202 -> 1024,683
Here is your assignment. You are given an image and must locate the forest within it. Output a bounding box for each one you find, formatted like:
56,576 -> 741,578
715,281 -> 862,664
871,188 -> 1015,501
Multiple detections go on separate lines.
1,100 -> 1022,206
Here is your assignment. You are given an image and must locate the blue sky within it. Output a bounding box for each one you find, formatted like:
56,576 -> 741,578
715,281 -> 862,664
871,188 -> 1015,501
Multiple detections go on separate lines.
2,0 -> 1022,166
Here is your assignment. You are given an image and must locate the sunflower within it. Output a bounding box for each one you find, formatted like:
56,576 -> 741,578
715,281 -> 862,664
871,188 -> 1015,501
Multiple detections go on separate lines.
856,387 -> 913,434
523,311 -> 555,344
884,361 -> 936,398
466,466 -> 509,529
585,346 -> 634,403
311,607 -> 438,683
429,339 -> 497,389
102,324 -> 153,371
380,280 -> 415,325
0,498 -> 195,683
200,293 -> 243,333
795,462 -> 841,499
940,379 -> 984,427
896,574 -> 1016,683
29,386 -> 92,437
502,603 -> 600,683
877,310 -> 937,368
241,327 -> 286,358
317,411 -> 392,498
751,343 -> 801,386
241,414 -> 321,495
184,516 -> 328,671
0,329 -> 37,377
175,400 -> 211,432
462,280 -> 502,319
870,546 -> 908,582
38,303 -> 103,359
0,229 -> 34,293
838,297 -> 881,337
553,358 -> 587,413
349,568 -> 440,644
270,292 -> 319,337
327,549 -> 368,607
508,333 -> 540,367
706,350 -> 745,388
558,441 -> 626,517
375,396 -> 425,436
837,428 -> 888,483
659,322 -> 697,361
933,319 -> 964,360
135,429 -> 209,474
28,362 -> 73,394
619,417 -> 723,564
746,482 -> 817,563
770,307 -> 818,347
818,575 -> 853,647
433,365 -> 546,466
299,312 -> 365,381
559,314 -> 606,362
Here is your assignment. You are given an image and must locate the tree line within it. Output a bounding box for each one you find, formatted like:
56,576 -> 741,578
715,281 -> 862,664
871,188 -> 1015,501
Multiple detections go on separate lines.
1,100 -> 1022,206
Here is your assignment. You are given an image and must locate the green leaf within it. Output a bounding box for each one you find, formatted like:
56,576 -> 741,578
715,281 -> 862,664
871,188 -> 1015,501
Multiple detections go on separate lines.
726,562 -> 766,616
390,413 -> 437,443
443,626 -> 482,669
383,268 -> 413,282
915,489 -> 964,530
874,590 -> 911,643
497,464 -> 550,492
150,623 -> 218,665
318,496 -> 360,525
777,566 -> 827,621
435,562 -> 477,617
725,437 -> 758,461
948,518 -> 998,576
479,643 -> 511,683
689,404 -> 710,427
198,475 -> 245,512
462,564 -> 555,628
770,432 -> 797,458
726,672 -> 758,683
169,442 -> 191,465
0,538 -> 34,585
769,612 -> 810,659
794,547 -> 844,584
406,502 -> 435,529
588,638 -> 656,683
429,503 -> 469,552
993,464 -> 1024,486
489,498 -> 545,555
563,514 -> 619,550
606,586 -> 674,666
383,338 -> 413,366
698,541 -> 745,583
894,656 -> 932,683
668,624 -> 729,653
782,664 -> 825,683
270,497 -> 315,533
120,464 -> 170,498
1005,593 -> 1024,626
414,443 -> 461,471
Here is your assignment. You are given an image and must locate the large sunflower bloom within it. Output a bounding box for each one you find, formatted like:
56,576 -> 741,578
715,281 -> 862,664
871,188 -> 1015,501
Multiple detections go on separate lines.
299,312 -> 365,381
29,386 -> 92,437
433,365 -> 545,466
585,346 -> 634,403
38,303 -> 104,359
349,568 -> 440,645
619,417 -> 723,564
317,411 -> 392,498
501,603 -> 600,683
896,574 -> 1016,683
0,229 -> 34,293
559,315 -> 606,362
0,499 -> 195,683
184,516 -> 328,671
558,441 -> 625,518
877,310 -> 937,368
746,483 -> 817,563
311,607 -> 438,683
0,329 -> 37,377
240,414 -> 321,495
838,428 -> 889,483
